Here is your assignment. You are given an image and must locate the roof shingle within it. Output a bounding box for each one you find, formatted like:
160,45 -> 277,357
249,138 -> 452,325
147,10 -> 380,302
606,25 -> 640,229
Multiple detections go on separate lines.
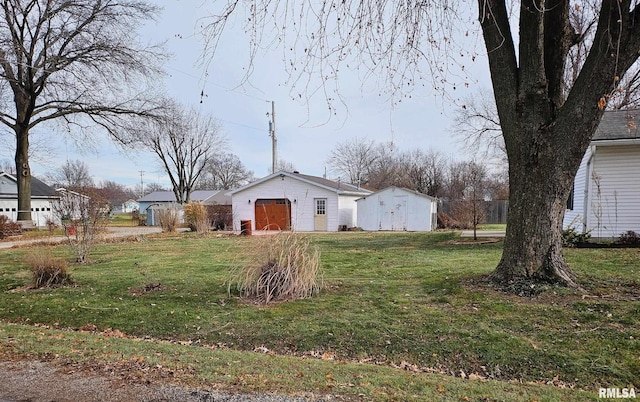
594,109 -> 640,141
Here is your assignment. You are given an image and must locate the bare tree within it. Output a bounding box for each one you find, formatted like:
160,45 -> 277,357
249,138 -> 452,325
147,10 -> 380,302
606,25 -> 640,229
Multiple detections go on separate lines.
275,159 -> 296,173
454,91 -> 505,160
485,169 -> 509,201
326,137 -> 379,185
396,149 -> 447,197
366,142 -> 402,190
53,188 -> 109,263
462,162 -> 488,240
197,152 -> 254,190
133,182 -> 169,198
47,160 -> 94,189
0,159 -> 14,174
95,180 -> 138,210
0,0 -> 165,224
144,182 -> 169,194
140,104 -> 227,204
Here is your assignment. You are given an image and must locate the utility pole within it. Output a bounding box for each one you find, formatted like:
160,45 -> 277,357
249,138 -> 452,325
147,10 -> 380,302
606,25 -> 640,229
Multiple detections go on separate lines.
139,170 -> 145,197
268,101 -> 277,174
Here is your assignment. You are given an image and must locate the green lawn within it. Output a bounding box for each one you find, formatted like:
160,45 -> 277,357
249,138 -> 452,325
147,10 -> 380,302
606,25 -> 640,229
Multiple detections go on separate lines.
0,231 -> 637,401
109,212 -> 142,226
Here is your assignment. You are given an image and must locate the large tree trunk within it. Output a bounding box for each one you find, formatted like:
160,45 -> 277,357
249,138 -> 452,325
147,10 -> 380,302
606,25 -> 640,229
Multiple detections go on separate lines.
15,125 -> 31,223
490,142 -> 577,288
478,0 -> 640,290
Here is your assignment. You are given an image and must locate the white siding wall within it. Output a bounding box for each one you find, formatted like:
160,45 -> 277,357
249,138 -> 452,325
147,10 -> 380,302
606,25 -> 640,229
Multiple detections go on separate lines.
564,146 -> 593,231
231,176 -> 340,232
0,199 -> 55,227
357,188 -> 436,231
355,196 -> 376,230
338,195 -> 360,228
406,195 -> 435,231
585,145 -> 640,238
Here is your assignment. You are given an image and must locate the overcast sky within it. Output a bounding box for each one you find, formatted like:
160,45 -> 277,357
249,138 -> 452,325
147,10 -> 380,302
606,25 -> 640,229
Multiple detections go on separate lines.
6,1 -> 491,189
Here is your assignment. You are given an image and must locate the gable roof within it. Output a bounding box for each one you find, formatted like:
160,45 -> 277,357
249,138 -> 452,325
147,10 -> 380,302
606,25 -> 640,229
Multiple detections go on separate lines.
594,109 -> 640,141
138,190 -> 224,203
0,172 -> 57,198
228,171 -> 373,196
356,186 -> 437,202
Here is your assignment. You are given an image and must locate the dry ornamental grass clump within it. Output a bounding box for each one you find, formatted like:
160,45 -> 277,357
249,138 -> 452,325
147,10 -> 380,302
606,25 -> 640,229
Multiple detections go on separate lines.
183,201 -> 209,233
228,232 -> 322,304
27,250 -> 72,289
156,207 -> 180,232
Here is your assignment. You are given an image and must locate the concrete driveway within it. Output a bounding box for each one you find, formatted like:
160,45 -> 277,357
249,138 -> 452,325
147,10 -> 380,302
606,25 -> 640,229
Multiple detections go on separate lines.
459,230 -> 506,238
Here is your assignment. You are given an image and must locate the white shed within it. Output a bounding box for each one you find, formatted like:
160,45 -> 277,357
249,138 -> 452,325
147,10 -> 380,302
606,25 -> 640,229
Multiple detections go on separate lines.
564,109 -> 640,238
228,171 -> 372,232
356,186 -> 438,231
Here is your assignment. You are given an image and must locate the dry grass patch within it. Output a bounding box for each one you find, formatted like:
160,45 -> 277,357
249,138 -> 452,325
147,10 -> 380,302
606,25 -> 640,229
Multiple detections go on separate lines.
183,202 -> 209,233
26,250 -> 73,289
156,207 -> 180,232
228,232 -> 323,303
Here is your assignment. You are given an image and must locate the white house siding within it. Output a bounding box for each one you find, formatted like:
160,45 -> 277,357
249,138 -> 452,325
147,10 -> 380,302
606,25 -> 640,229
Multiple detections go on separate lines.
0,199 -> 54,227
585,145 -> 640,238
357,187 -> 436,232
338,195 -> 360,229
564,146 -> 593,231
231,175 -> 340,232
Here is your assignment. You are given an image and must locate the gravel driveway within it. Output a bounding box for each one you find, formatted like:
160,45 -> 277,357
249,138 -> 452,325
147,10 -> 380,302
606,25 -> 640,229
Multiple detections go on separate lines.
0,360 -> 331,402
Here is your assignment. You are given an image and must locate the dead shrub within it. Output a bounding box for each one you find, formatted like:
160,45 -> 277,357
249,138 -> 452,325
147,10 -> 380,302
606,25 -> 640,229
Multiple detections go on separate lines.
206,205 -> 232,230
0,215 -> 22,239
53,187 -> 110,263
437,212 -> 463,229
156,207 -> 180,232
27,250 -> 72,288
183,201 -> 209,233
228,232 -> 323,304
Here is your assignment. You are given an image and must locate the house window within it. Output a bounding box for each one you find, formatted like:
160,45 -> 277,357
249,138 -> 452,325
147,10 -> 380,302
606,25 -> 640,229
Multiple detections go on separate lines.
316,199 -> 326,215
566,185 -> 574,210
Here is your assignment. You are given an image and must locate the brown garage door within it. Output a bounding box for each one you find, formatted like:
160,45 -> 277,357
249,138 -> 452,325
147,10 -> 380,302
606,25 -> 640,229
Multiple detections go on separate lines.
255,199 -> 291,230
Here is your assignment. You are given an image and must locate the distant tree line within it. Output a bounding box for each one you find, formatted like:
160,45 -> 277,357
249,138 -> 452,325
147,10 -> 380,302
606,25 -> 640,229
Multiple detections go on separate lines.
326,137 -> 508,199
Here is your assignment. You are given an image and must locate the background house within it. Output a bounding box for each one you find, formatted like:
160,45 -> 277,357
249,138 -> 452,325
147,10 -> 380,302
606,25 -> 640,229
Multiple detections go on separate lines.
564,109 -> 640,238
121,199 -> 140,213
53,188 -> 92,223
138,190 -> 232,227
0,172 -> 58,228
228,171 -> 372,233
356,186 -> 438,231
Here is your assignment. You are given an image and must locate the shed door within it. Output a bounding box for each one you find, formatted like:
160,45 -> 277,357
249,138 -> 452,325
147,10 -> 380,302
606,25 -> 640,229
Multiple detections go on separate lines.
391,196 -> 408,231
255,199 -> 291,230
314,198 -> 328,231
